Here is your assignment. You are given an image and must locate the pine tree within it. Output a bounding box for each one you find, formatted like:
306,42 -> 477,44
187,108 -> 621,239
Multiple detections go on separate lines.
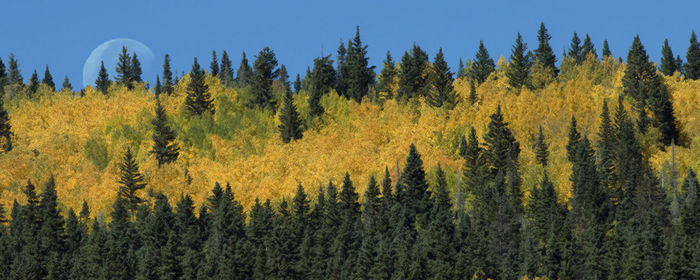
278,89 -> 303,143
377,51 -> 396,96
150,98 -> 180,165
426,48 -> 457,108
162,54 -> 174,94
154,75 -> 162,97
602,39 -> 612,58
660,39 -> 678,75
506,33 -> 532,90
249,47 -> 279,110
0,57 -> 6,90
38,176 -> 66,277
62,76 -> 72,91
116,46 -> 132,86
345,26 -> 375,102
118,147 -> 147,213
278,64 -> 291,93
95,61 -> 111,94
184,57 -> 215,116
582,33 -> 597,59
568,32 -> 584,63
42,65 -> 55,92
396,43 -> 429,100
308,55 -> 336,118
535,126 -> 549,167
535,22 -> 558,76
484,105 -> 519,175
685,31 -> 700,80
130,53 -> 143,84
0,93 -> 12,152
468,79 -> 477,105
236,51 -> 253,88
159,232 -> 182,280
471,40 -> 496,84
219,50 -> 234,87
399,144 -> 431,225
294,74 -> 302,93
209,50 -> 219,77
7,54 -> 23,86
597,100 -> 617,202
28,70 -> 39,96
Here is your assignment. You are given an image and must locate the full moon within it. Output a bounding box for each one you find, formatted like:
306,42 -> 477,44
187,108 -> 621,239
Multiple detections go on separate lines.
82,38 -> 155,89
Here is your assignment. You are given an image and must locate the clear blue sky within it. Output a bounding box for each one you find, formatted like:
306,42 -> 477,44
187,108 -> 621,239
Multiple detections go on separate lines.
2,0 -> 698,88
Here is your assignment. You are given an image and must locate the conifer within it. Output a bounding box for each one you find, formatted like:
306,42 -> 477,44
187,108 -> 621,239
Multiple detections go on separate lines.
28,70 -> 39,96
582,33 -> 597,59
236,51 -> 253,88
293,73 -> 302,93
150,98 -> 180,165
535,22 -> 558,76
345,26 -> 375,102
0,93 -> 12,152
130,53 -> 142,84
602,39 -> 612,58
95,61 -> 110,94
162,54 -> 174,94
209,50 -> 219,77
685,31 -> 700,79
219,50 -> 234,87
308,55 -> 336,118
568,32 -> 584,63
7,54 -> 22,86
472,40 -> 496,84
249,47 -> 279,110
660,39 -> 678,75
184,57 -> 214,116
535,126 -> 549,167
118,147 -> 147,212
506,33 -> 531,90
62,76 -> 72,91
42,65 -> 54,91
377,51 -> 396,96
115,46 -> 132,86
278,64 -> 291,93
278,89 -> 303,143
426,48 -> 457,108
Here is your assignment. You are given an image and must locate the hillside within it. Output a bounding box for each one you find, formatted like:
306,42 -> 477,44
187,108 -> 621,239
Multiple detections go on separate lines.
1,55 -> 699,217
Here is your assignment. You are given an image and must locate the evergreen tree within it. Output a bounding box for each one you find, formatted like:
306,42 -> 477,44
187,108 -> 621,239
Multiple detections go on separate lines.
7,53 -> 23,86
597,100 -> 617,202
27,70 -> 39,96
582,33 -> 597,59
685,31 -> 700,79
61,76 -> 72,91
568,32 -> 584,63
162,54 -> 174,94
471,40 -> 496,84
249,47 -> 279,110
456,58 -> 466,79
345,26 -> 375,102
506,33 -> 532,90
116,46 -> 132,86
622,35 -> 680,145
484,105 -> 519,175
294,73 -> 302,93
377,51 -> 396,96
95,61 -> 111,94
660,39 -> 678,75
398,144 -> 431,225
236,51 -> 253,88
426,48 -> 457,108
150,98 -> 180,165
535,126 -> 549,167
159,232 -> 182,280
209,50 -> 219,77
278,64 -> 291,93
468,79 -> 477,105
278,89 -> 303,143
184,57 -> 215,116
535,22 -> 558,76
42,65 -> 54,92
308,55 -> 336,118
0,93 -> 12,152
396,43 -> 429,100
118,147 -> 147,213
219,50 -> 234,87
336,39 -> 348,97
154,75 -> 162,97
130,53 -> 143,84
0,57 -> 6,90
602,39 -> 612,58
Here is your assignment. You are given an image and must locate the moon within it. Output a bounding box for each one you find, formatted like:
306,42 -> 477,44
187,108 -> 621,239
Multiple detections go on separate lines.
82,38 -> 155,89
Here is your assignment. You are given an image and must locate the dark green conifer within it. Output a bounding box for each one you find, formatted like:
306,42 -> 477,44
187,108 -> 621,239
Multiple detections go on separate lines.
0,93 -> 12,152
7,54 -> 23,86
336,39 -> 348,97
293,73 -> 302,93
162,54 -> 174,94
472,40 -> 496,84
249,47 -> 279,110
209,50 -> 219,77
377,51 -> 396,96
115,46 -> 132,86
150,98 -> 180,165
278,89 -> 303,143
602,39 -> 612,58
685,31 -> 700,79
426,48 -> 457,108
396,43 -> 429,100
345,26 -> 375,102
154,75 -> 162,97
42,65 -> 55,92
130,53 -> 142,84
219,50 -> 234,87
399,144 -> 431,225
506,33 -> 532,90
184,57 -> 215,116
484,105 -> 519,175
660,39 -> 678,75
62,76 -> 72,91
456,58 -> 466,79
568,32 -> 584,63
535,126 -> 549,167
236,51 -> 253,87
582,34 -> 597,59
118,147 -> 147,212
535,22 -> 558,76
95,61 -> 111,94
278,64 -> 291,93
308,55 -> 336,118
28,70 -> 39,96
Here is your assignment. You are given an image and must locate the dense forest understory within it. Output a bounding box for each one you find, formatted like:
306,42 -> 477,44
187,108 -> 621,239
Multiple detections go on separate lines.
0,25 -> 699,279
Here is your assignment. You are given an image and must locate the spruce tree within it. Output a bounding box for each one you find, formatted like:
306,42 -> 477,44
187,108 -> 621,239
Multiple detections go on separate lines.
568,32 -> 584,63
398,144 -> 431,225
602,40 -> 612,58
597,100 -> 617,201
484,105 -> 519,175
294,74 -> 302,93
249,47 -> 279,110
209,50 -> 219,77
62,76 -> 72,91
426,48 -> 457,108
0,93 -> 12,152
116,46 -> 132,86
506,33 -> 532,90
456,58 -> 466,79
0,57 -> 5,90
184,57 -> 215,116
150,98 -> 180,165
118,147 -> 147,213
345,26 -> 375,102
675,55 -> 684,75
162,54 -> 174,94
396,44 -> 429,100
468,79 -> 477,105
219,50 -> 234,87
42,65 -> 55,92
660,39 -> 678,75
535,126 -> 549,167
278,89 -> 303,143
130,53 -> 143,84
535,22 -> 558,76
308,55 -> 336,118
472,40 -> 496,84
278,64 -> 291,93
95,61 -> 111,94
7,54 -> 22,86
154,75 -> 162,97
236,51 -> 253,88
582,33 -> 597,59
377,51 -> 396,96
685,31 -> 700,79
28,70 -> 39,96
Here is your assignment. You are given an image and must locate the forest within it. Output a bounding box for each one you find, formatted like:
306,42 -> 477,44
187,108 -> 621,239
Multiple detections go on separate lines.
0,23 -> 699,279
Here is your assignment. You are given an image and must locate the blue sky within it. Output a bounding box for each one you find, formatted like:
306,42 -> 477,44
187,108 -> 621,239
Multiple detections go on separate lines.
1,0 -> 698,88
